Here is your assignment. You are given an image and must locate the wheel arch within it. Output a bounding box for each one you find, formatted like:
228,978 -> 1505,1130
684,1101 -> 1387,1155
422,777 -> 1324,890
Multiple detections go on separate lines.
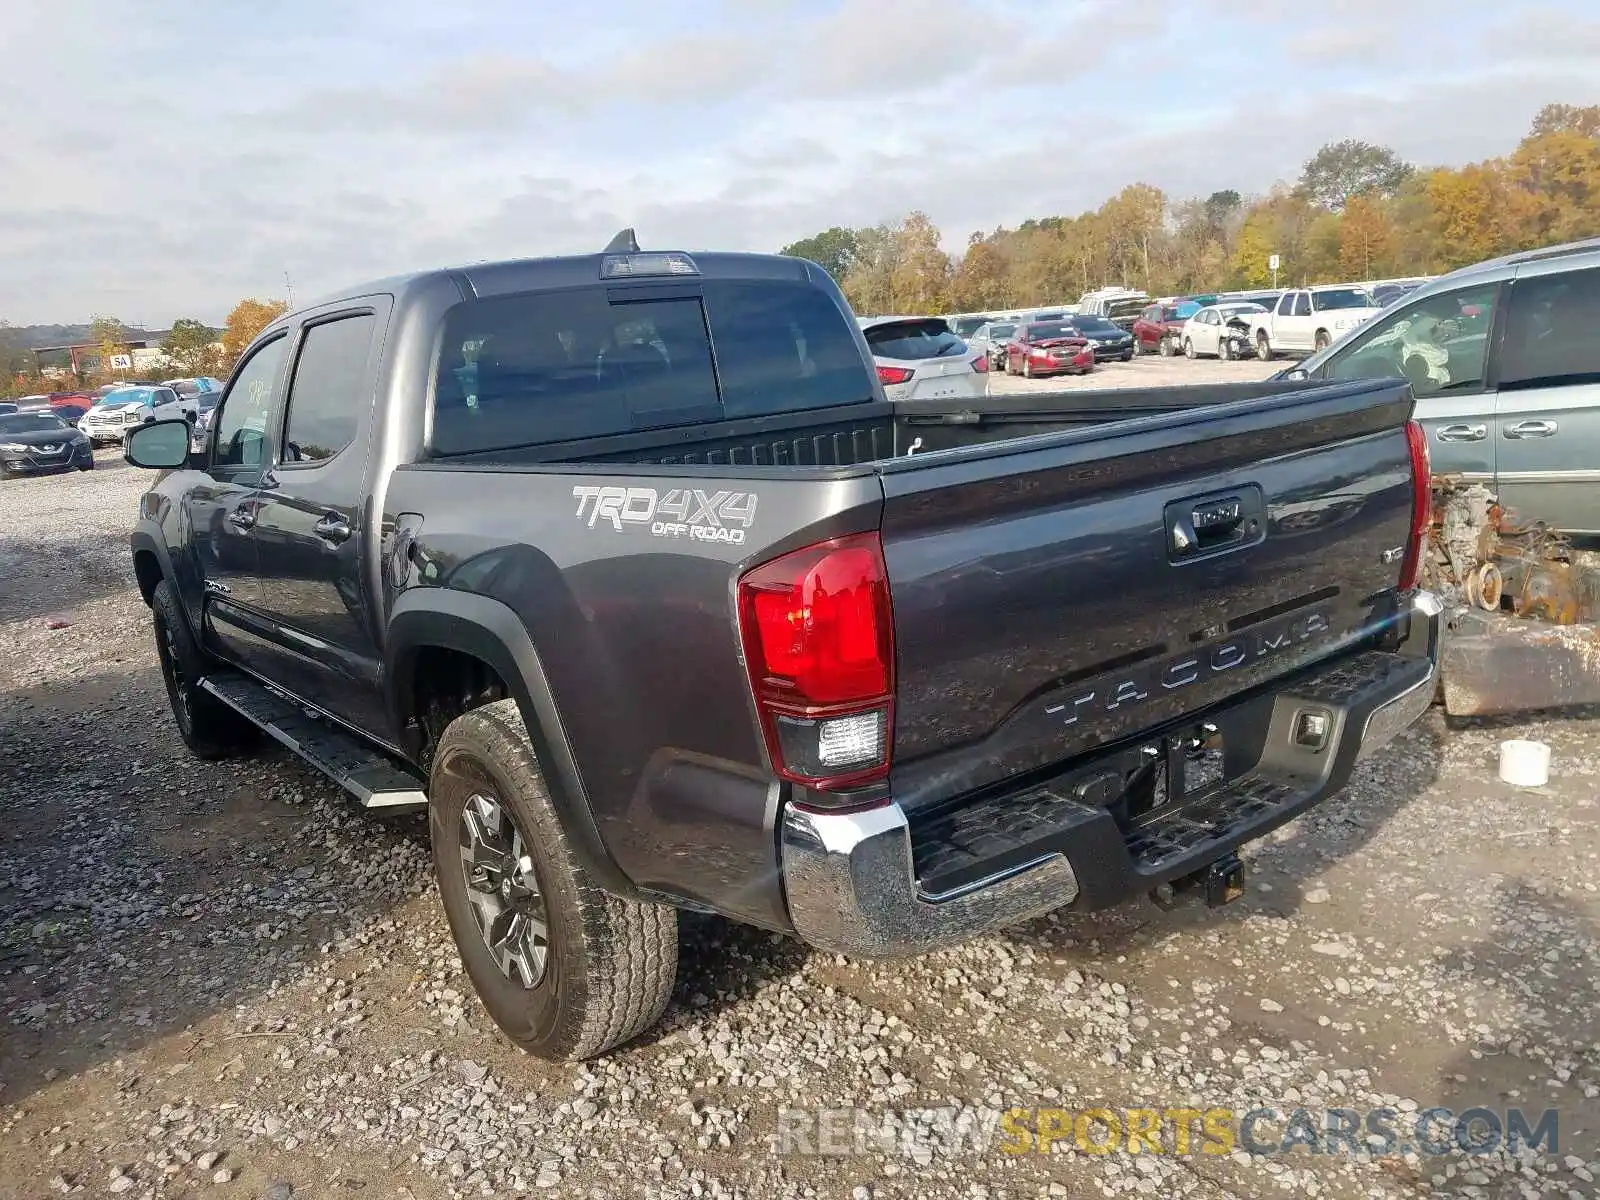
386,589 -> 637,899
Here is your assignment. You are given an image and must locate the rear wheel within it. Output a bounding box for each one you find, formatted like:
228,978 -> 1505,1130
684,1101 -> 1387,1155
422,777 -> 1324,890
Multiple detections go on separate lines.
429,699 -> 678,1061
150,579 -> 258,759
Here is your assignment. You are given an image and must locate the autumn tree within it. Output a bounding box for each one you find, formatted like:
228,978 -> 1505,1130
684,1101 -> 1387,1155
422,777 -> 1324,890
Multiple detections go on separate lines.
779,226 -> 861,283
91,315 -> 130,375
1299,140 -> 1414,211
1338,195 -> 1398,278
948,234 -> 1012,310
222,298 -> 288,362
1230,213 -> 1277,287
162,318 -> 222,376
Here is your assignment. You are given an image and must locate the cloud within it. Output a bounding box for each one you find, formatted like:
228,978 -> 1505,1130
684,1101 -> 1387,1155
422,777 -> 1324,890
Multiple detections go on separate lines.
1,0 -> 1599,324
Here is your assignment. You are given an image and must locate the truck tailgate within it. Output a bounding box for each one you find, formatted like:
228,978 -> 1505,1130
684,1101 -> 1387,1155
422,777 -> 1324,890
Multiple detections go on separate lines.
879,379 -> 1417,811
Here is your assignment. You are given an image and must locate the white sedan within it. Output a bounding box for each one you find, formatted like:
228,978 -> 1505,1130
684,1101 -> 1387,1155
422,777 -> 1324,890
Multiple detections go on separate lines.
1180,303 -> 1268,360
858,315 -> 989,402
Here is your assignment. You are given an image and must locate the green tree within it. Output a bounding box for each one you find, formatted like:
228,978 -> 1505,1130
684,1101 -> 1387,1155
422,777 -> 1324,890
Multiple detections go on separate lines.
1529,103 -> 1600,141
1231,214 -> 1276,287
779,226 -> 861,283
162,318 -> 221,376
1299,140 -> 1414,211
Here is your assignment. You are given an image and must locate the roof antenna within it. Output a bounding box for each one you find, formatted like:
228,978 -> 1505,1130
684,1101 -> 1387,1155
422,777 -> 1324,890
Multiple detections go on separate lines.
603,228 -> 640,254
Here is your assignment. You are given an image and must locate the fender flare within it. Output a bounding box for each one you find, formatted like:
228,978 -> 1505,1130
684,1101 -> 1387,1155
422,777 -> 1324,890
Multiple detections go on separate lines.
385,589 -> 637,898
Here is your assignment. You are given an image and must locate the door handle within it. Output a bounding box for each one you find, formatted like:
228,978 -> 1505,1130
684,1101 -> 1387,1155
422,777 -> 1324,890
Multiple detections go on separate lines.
314,513 -> 353,544
226,508 -> 255,531
1436,423 -> 1487,442
1504,419 -> 1558,439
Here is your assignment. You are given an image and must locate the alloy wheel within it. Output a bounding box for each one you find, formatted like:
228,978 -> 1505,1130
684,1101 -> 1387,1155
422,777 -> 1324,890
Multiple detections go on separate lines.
459,792 -> 549,988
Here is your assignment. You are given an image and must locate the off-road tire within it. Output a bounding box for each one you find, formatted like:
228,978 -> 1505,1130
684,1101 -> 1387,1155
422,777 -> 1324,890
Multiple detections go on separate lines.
150,579 -> 258,759
429,699 -> 677,1061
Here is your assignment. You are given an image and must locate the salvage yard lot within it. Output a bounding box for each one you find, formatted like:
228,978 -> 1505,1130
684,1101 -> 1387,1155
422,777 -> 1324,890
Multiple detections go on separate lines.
3,375 -> 1600,1200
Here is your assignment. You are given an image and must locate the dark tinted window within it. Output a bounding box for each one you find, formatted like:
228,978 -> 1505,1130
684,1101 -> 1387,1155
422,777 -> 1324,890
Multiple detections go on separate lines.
1069,316 -> 1119,334
282,314 -> 374,464
1024,323 -> 1075,339
1500,267 -> 1600,389
214,335 -> 289,469
434,289 -> 720,455
703,280 -> 874,417
863,318 -> 964,361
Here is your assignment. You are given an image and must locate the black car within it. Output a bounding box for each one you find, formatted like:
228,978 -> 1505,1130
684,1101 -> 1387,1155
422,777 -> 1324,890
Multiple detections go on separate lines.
0,411 -> 94,477
1066,314 -> 1136,361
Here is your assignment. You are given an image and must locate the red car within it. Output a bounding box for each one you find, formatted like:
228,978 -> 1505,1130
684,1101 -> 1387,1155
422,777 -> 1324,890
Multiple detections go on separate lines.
1132,300 -> 1202,355
1004,321 -> 1095,378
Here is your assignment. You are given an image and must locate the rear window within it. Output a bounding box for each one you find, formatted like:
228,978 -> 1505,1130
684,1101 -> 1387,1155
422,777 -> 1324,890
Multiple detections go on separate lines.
431,280 -> 872,455
864,319 -> 965,361
1105,298 -> 1147,320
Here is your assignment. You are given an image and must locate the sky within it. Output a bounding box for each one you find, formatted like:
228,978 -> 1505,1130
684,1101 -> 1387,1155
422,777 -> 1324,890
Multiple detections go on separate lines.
2,0 -> 1598,327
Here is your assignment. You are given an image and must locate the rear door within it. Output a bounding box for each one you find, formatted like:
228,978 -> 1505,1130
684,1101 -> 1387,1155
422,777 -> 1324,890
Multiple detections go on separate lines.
1494,262 -> 1600,534
1317,279 -> 1503,484
186,333 -> 291,663
876,380 -> 1418,811
245,305 -> 390,730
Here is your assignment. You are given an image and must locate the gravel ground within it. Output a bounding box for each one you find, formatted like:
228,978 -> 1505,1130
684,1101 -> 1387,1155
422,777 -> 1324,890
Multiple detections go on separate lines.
3,405 -> 1599,1200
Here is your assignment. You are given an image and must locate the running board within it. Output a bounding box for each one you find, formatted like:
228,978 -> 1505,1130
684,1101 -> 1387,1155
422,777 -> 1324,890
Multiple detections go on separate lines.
199,672 -> 428,811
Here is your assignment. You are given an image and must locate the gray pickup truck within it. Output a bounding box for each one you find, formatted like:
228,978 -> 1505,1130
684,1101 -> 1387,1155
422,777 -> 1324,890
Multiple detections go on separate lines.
124,233 -> 1442,1060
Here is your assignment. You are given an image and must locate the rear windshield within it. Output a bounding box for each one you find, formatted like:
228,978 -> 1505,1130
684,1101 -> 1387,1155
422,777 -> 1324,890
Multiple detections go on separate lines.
431,280 -> 874,455
863,319 -> 965,361
1312,288 -> 1372,310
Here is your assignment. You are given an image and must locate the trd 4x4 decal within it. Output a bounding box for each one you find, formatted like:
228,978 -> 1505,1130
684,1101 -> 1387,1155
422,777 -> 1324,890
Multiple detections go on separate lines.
571,485 -> 758,545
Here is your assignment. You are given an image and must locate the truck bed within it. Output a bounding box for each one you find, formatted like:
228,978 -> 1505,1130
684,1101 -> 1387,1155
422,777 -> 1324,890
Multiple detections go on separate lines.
435,381 -> 1322,470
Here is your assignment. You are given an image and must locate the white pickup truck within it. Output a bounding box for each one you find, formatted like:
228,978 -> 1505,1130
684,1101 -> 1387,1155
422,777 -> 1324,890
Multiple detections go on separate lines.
1246,286 -> 1384,360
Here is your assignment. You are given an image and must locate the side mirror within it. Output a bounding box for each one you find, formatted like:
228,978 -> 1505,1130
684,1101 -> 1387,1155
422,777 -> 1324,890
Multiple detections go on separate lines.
1281,367 -> 1311,382
125,418 -> 192,469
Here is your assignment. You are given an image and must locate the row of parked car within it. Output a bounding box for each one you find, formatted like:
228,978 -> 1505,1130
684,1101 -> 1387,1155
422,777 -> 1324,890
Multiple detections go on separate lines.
0,377 -> 223,480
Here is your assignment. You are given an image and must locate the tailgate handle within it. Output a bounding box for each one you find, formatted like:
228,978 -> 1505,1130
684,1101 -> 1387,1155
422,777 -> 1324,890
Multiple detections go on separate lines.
1166,486 -> 1266,562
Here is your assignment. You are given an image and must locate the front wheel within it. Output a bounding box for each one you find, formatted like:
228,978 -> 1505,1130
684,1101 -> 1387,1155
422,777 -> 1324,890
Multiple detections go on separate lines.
1159,336 -> 1174,357
430,699 -> 678,1061
1256,334 -> 1273,361
1219,337 -> 1233,361
1183,337 -> 1195,359
1022,358 -> 1033,379
1314,330 -> 1331,352
150,579 -> 258,759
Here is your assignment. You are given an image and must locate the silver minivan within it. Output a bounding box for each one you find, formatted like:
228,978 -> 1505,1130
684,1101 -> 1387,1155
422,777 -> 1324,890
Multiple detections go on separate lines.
1287,238 -> 1600,534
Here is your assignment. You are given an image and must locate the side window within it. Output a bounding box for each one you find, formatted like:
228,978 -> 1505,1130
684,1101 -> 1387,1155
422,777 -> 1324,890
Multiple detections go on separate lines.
1322,284 -> 1499,396
1276,294 -> 1294,316
281,314 -> 376,464
1292,294 -> 1312,317
213,336 -> 290,470
1499,267 -> 1600,390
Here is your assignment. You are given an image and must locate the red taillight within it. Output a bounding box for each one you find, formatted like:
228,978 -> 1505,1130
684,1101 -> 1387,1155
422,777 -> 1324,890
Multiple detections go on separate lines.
1398,419 -> 1431,590
970,354 -> 989,374
877,365 -> 914,386
738,532 -> 894,789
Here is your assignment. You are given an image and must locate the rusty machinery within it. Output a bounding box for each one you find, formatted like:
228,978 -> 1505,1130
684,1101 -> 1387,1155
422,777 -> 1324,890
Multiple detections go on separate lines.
1424,476 -> 1600,717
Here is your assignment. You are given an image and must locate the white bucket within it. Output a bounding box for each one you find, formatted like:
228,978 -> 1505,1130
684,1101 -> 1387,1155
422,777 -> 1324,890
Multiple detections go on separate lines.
1498,739 -> 1551,788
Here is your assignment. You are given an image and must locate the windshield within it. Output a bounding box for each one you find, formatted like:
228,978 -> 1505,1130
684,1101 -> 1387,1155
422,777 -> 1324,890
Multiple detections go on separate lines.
1023,323 -> 1077,340
1312,288 -> 1373,311
0,413 -> 68,434
1071,316 -> 1120,334
1165,301 -> 1201,320
1219,303 -> 1267,317
988,323 -> 1017,339
1106,298 -> 1147,320
948,316 -> 989,337
96,387 -> 154,406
